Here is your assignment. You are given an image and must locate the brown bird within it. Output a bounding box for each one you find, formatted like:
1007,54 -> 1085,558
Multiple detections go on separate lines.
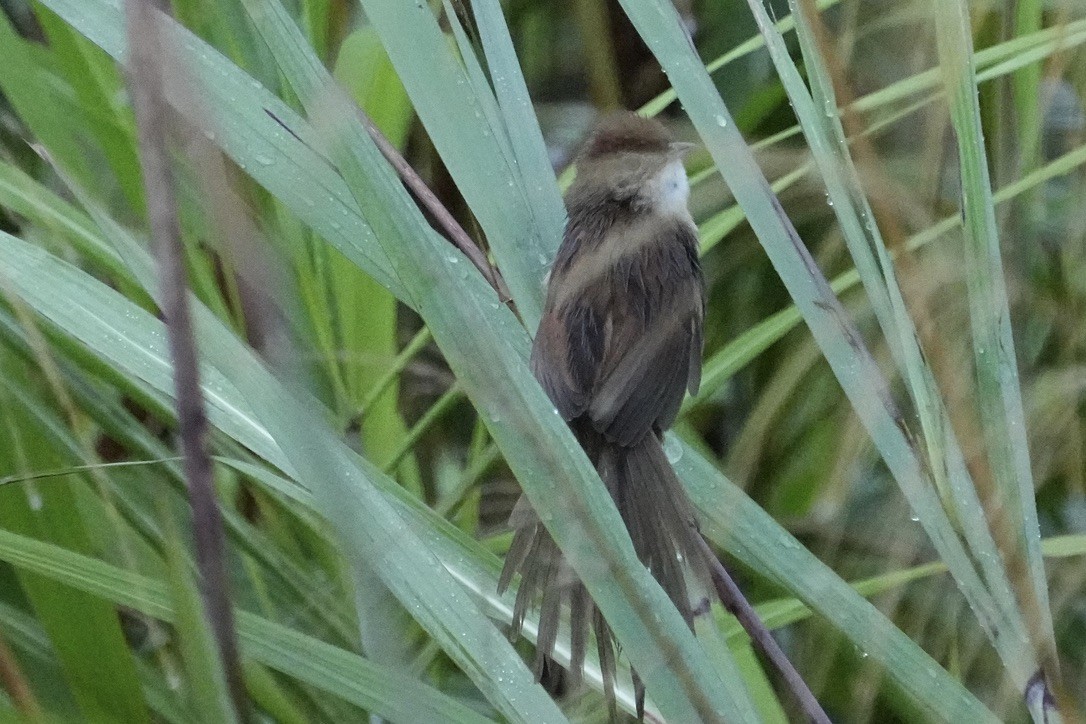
499,112 -> 711,718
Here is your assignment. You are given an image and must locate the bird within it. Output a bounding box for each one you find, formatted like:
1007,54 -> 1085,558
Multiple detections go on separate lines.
499,111 -> 710,719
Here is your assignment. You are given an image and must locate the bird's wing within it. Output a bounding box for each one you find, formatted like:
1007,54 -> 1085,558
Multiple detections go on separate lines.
588,220 -> 703,445
529,221 -> 612,421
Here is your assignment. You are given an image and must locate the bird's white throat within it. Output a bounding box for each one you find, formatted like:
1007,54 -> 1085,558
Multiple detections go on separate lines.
651,159 -> 691,217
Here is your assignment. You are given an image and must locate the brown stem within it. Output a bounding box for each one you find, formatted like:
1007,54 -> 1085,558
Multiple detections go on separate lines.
123,1 -> 248,720
264,105 -> 511,304
351,107 -> 512,303
0,629 -> 44,722
695,533 -> 831,724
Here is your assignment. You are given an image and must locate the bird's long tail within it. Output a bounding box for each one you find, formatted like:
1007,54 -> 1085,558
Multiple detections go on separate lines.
498,427 -> 711,718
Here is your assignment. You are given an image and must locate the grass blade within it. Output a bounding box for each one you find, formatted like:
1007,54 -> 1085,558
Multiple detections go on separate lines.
676,440 -> 1000,723
0,528 -> 497,724
931,0 -> 1056,694
354,0 -> 565,327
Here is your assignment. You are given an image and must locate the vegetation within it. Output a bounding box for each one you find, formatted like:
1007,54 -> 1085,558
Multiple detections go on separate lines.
0,0 -> 1083,721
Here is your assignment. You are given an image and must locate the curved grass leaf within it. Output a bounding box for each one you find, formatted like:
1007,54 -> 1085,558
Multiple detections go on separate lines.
677,442 -> 999,723
0,527 -> 495,724
729,534 -> 1086,644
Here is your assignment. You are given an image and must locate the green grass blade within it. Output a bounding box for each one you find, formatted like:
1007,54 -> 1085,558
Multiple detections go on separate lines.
161,524 -> 238,724
1012,0 -> 1044,173
675,441 -> 999,723
730,534 -> 1086,642
33,5 -> 144,215
931,0 -> 1055,684
0,601 -> 187,723
0,12 -> 98,198
0,528 -> 497,724
36,0 -> 407,301
0,360 -> 149,723
332,27 -> 413,148
750,0 -> 1035,687
468,0 -> 565,236
0,160 -> 133,282
353,0 -> 565,327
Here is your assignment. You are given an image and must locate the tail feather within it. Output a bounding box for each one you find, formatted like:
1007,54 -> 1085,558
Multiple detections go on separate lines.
567,584 -> 591,690
596,606 -> 618,721
499,512 -> 536,592
534,553 -> 562,679
498,430 -> 710,718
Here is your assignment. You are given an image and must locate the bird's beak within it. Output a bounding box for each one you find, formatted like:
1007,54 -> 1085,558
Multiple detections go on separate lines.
669,141 -> 697,157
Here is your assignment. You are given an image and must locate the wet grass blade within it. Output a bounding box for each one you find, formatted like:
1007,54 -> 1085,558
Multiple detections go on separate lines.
746,0 -> 1036,692
0,528 -> 497,724
931,0 -> 1056,696
675,441 -> 1000,723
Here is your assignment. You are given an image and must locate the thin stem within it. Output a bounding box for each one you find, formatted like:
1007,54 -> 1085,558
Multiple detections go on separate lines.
350,106 -> 512,303
265,105 -> 511,303
0,458 -> 185,487
571,0 -> 624,109
381,383 -> 463,474
347,326 -> 432,430
435,443 -> 500,517
695,533 -> 830,724
0,630 -> 44,723
123,0 -> 247,720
